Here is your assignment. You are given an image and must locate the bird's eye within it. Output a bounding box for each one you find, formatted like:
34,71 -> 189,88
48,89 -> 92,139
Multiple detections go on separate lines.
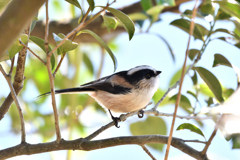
145,74 -> 151,79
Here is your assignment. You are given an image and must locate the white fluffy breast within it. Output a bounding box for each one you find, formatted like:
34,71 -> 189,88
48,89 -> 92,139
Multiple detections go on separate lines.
88,75 -> 160,113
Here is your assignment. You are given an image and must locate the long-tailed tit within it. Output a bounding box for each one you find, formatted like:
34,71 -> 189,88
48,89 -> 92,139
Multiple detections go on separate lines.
39,65 -> 161,127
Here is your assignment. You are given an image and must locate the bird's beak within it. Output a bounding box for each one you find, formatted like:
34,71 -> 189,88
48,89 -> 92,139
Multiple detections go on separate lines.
157,71 -> 162,75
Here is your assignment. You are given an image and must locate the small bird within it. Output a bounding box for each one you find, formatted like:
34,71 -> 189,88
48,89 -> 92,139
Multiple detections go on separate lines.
40,65 -> 161,127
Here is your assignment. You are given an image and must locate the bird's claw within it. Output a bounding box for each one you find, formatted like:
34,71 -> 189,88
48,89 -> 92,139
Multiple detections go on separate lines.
112,116 -> 121,128
138,110 -> 144,118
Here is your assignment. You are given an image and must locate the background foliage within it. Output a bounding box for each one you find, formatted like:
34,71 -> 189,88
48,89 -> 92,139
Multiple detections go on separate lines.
0,0 -> 240,159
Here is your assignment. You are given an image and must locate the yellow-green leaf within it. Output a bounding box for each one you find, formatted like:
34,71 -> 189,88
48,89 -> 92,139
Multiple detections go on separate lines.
103,15 -> 118,32
8,34 -> 28,59
130,116 -> 166,151
176,123 -> 205,139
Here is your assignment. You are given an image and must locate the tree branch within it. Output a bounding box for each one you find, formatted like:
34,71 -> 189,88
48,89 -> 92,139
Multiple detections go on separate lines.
0,25 -> 30,120
30,0 -> 191,44
0,0 -> 46,58
0,135 -> 208,160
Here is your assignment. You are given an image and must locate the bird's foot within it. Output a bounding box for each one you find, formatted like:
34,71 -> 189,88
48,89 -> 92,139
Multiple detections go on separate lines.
138,109 -> 144,118
108,109 -> 121,128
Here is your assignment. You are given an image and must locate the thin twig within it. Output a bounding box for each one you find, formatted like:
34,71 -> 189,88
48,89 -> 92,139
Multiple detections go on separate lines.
201,117 -> 220,154
52,8 -> 91,77
53,53 -> 66,77
183,140 -> 207,144
44,0 -> 49,54
141,145 -> 157,160
47,3 -> 113,57
20,41 -> 46,64
0,65 -> 26,143
9,56 -> 15,75
46,54 -> 61,142
164,0 -> 199,159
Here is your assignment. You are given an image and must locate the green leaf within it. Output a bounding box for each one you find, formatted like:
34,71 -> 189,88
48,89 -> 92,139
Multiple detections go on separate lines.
77,29 -> 117,72
30,15 -> 38,33
199,0 -> 215,16
128,12 -> 148,21
190,70 -> 198,85
83,53 -> 94,75
214,1 -> 240,20
181,9 -> 205,19
8,34 -> 28,59
188,49 -> 200,60
103,7 -> 135,40
187,90 -> 197,99
212,28 -> 240,40
170,19 -> 207,41
194,67 -> 224,102
140,0 -> 153,11
30,36 -> 52,53
152,88 -> 169,106
65,0 -> 82,9
176,123 -> 205,139
216,9 -> 231,20
206,97 -> 214,106
53,33 -> 78,54
103,15 -> 118,32
87,0 -> 94,11
146,5 -> 164,16
130,116 -> 166,151
223,88 -> 234,99
213,54 -> 232,68
199,83 -> 215,97
50,54 -> 55,70
169,94 -> 193,113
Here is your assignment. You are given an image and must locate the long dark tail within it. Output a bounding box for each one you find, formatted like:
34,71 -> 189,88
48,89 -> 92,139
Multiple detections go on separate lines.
38,87 -> 95,98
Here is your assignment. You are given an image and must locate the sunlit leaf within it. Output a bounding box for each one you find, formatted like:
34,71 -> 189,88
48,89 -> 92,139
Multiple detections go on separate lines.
130,116 -> 166,151
140,0 -> 153,11
87,0 -> 95,11
213,53 -> 232,68
77,29 -> 117,72
102,7 -> 135,40
176,123 -> 205,139
216,9 -> 231,20
223,88 -> 234,99
53,33 -> 78,54
65,0 -> 81,9
152,88 -> 169,106
188,49 -> 200,60
8,34 -> 28,59
194,67 -> 224,102
103,15 -> 118,32
169,94 -> 193,113
146,5 -> 164,16
128,12 -> 148,21
214,1 -> 240,20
